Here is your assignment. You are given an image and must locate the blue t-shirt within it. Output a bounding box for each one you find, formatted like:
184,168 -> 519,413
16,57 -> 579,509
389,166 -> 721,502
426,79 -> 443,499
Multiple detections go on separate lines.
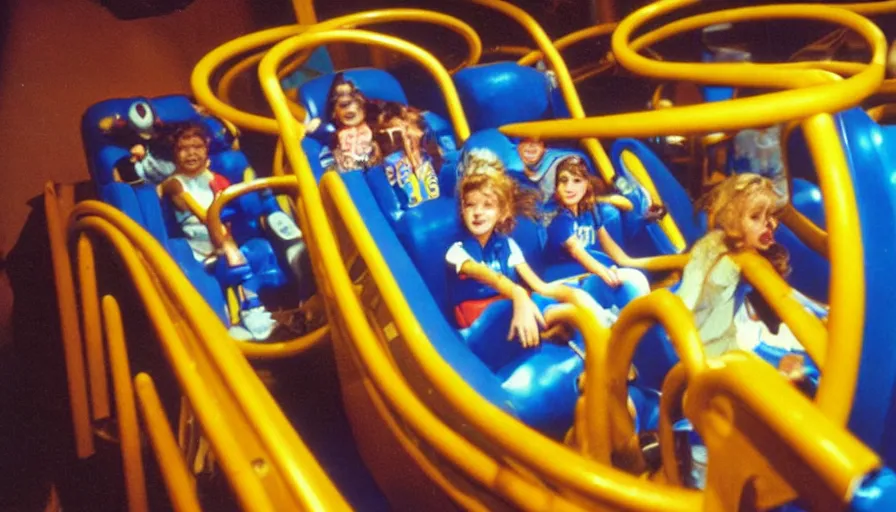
545,206 -> 605,264
445,232 -> 526,307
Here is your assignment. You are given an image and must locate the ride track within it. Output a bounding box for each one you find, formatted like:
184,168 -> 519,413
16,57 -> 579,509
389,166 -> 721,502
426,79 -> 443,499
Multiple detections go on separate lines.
46,0 -> 896,510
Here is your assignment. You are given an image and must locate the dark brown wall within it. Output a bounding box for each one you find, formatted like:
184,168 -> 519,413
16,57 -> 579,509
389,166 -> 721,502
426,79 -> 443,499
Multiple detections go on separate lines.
0,0 -> 270,256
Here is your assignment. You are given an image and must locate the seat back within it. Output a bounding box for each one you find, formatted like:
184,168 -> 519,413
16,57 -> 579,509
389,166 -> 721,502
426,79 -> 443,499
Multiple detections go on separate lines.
452,62 -> 556,132
80,95 -> 246,324
787,108 -> 896,464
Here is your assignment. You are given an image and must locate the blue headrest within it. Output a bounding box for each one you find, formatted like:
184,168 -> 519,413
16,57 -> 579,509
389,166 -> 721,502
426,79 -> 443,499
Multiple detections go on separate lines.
209,150 -> 251,184
453,62 -> 553,132
785,108 -> 896,465
82,95 -> 235,186
299,68 -> 408,125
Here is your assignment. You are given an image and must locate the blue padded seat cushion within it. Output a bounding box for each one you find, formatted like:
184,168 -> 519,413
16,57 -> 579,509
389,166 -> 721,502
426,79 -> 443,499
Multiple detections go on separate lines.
339,171 -> 516,413
453,62 -> 552,132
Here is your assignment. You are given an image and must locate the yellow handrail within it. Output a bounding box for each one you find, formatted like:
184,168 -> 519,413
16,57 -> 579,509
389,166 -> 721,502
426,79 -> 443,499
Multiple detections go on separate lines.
134,373 -> 203,512
193,9 -> 482,134
592,290 -> 705,471
260,28 -> 704,509
68,202 -> 351,511
72,216 -> 279,512
517,23 -> 617,67
500,0 -> 879,427
45,184 -> 94,458
101,294 -> 149,512
687,352 -> 881,511
77,235 -> 110,421
257,29 -> 470,144
202,174 -> 331,359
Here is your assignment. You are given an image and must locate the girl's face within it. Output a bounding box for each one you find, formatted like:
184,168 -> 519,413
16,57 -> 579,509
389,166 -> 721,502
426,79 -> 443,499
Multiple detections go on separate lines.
556,169 -> 589,209
174,135 -> 209,177
462,186 -> 504,243
739,192 -> 778,251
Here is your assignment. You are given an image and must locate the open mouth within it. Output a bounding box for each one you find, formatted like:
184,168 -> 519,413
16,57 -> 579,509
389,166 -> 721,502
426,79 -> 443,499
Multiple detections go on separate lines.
759,231 -> 774,246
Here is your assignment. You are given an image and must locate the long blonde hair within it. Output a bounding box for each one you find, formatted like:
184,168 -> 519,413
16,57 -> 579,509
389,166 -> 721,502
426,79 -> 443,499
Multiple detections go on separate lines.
696,173 -> 791,276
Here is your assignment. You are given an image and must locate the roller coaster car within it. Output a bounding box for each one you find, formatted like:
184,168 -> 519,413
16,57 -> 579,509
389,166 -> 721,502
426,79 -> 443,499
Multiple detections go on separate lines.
615,102 -> 896,467
81,95 -> 308,334
293,65 -> 673,439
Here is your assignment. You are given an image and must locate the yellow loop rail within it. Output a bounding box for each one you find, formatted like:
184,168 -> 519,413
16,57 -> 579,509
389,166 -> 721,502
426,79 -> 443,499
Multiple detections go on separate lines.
517,23 -> 617,67
193,8 -> 482,134
687,352 -> 882,511
257,29 -> 470,144
501,0 -> 878,426
66,201 -> 350,511
591,290 -> 705,471
134,373 -> 203,512
260,27 -> 705,511
469,0 -> 685,249
203,175 -> 330,360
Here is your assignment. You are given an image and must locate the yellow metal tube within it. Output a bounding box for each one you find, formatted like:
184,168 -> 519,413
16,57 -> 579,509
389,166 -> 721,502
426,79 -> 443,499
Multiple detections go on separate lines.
193,9 -> 482,133
257,29 -> 471,143
72,216 -> 278,512
732,252 -> 828,367
501,3 -> 885,139
134,373 -> 202,512
70,201 -> 350,511
658,363 -> 688,486
588,291 -> 704,467
803,114 -> 865,425
44,183 -> 94,458
688,353 -> 881,506
470,0 -> 687,250
102,295 -> 149,512
517,23 -> 616,67
77,235 -> 110,421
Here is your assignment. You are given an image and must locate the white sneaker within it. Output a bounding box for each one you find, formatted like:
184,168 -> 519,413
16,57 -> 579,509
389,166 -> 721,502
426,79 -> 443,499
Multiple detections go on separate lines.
240,306 -> 277,341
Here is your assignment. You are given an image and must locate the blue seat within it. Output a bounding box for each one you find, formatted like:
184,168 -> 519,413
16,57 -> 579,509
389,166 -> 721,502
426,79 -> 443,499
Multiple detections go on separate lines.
297,68 -> 459,226
452,62 -> 561,132
81,95 -> 293,324
340,171 -> 584,438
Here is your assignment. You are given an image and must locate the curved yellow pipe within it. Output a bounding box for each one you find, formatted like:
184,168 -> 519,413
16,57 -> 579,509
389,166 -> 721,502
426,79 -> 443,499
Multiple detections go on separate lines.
193,9 -> 482,133
260,28 -> 703,509
517,23 -> 617,67
258,30 -> 470,144
69,203 -> 349,510
470,0 -> 686,249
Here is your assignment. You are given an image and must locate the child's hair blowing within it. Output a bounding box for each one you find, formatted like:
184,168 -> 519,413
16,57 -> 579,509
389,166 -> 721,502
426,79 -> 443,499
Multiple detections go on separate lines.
459,168 -> 539,234
696,173 -> 790,276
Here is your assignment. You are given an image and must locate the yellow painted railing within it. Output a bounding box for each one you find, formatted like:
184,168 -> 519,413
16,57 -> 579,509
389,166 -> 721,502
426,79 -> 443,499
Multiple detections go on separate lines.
687,353 -> 883,512
194,8 -> 482,135
45,178 -> 351,510
501,0 -> 882,427
259,26 -> 706,511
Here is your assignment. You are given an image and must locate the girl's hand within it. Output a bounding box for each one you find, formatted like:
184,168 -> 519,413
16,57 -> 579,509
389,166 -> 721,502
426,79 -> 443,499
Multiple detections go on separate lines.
598,265 -> 622,288
507,287 -> 545,348
129,144 -> 147,162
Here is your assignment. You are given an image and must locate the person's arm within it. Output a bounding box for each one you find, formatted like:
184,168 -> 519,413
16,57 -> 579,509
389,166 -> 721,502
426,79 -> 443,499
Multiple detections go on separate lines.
562,235 -> 621,287
160,178 -> 246,267
458,260 -> 545,347
597,226 -> 635,267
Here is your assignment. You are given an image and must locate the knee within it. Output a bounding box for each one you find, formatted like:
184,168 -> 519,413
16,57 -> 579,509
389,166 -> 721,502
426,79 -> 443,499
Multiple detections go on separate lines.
620,268 -> 650,297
